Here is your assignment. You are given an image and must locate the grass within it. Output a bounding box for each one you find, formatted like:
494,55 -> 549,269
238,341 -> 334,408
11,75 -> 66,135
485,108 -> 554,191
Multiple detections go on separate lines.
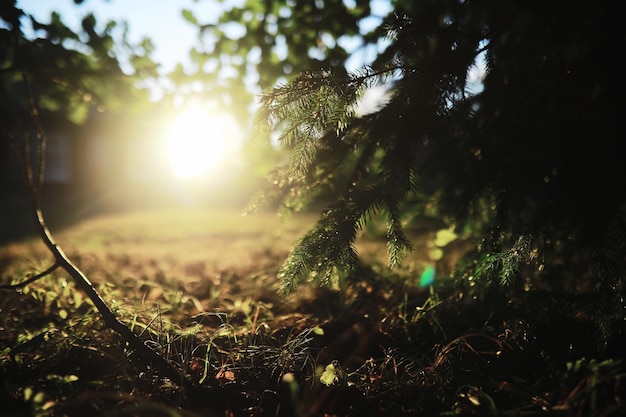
1,205 -> 625,416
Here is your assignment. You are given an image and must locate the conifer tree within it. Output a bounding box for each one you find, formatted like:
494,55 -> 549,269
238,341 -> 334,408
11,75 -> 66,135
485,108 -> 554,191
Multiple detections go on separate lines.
252,0 -> 626,333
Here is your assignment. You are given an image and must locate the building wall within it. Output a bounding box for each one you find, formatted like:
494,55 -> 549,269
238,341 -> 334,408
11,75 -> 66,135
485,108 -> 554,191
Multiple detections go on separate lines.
44,133 -> 73,183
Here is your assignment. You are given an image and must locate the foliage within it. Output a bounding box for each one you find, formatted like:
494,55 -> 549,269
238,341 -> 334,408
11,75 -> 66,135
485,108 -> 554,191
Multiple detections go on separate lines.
251,0 -> 626,332
0,1 -> 155,129
178,0 -> 373,97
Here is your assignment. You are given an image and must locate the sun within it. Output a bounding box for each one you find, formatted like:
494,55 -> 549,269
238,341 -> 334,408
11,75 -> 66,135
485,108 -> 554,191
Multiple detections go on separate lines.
165,106 -> 241,180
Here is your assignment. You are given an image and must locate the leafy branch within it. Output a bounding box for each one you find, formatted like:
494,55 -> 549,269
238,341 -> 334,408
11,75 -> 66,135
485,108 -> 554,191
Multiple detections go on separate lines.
252,59 -> 426,292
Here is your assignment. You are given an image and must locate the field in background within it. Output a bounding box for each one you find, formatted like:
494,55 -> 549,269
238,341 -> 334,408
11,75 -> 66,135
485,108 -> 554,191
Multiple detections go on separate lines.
1,203 -> 438,289
1,206 -> 321,318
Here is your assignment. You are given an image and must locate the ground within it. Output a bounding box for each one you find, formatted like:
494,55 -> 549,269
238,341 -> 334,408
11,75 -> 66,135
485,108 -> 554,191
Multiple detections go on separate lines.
0,203 -> 624,416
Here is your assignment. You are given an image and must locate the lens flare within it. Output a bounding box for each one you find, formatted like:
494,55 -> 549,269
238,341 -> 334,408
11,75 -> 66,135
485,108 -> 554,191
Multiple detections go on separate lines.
166,106 -> 240,180
419,264 -> 436,287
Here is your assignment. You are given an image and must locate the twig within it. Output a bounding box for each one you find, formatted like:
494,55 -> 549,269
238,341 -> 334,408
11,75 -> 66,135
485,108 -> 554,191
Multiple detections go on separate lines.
0,262 -> 60,289
3,18 -> 203,397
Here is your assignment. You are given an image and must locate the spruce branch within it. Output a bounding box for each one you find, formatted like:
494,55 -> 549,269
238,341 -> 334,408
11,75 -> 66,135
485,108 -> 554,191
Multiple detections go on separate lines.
254,9 -> 504,291
253,62 -> 406,146
473,235 -> 533,286
279,199 -> 366,293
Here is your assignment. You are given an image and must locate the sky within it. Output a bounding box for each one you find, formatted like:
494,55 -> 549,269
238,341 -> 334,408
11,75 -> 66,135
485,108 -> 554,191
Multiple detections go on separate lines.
16,0 -> 228,72
16,0 -> 392,72
14,1 -> 480,106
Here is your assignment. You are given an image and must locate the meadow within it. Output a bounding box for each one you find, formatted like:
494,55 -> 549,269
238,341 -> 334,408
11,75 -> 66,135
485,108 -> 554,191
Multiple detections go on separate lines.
1,204 -> 624,416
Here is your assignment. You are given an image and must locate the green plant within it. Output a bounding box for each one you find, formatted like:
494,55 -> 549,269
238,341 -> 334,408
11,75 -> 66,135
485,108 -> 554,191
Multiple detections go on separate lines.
250,2 -> 626,335
559,358 -> 626,416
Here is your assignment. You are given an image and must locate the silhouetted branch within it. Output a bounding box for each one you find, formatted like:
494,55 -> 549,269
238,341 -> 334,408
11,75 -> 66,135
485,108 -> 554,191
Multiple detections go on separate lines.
2,20 -> 199,395
0,262 -> 60,289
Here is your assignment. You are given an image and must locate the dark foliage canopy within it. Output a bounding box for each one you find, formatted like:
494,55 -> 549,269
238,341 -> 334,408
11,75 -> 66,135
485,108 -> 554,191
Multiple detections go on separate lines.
250,0 -> 626,323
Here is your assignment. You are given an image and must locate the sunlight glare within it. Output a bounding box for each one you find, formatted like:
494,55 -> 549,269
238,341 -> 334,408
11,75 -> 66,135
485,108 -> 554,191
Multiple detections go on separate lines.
166,106 -> 241,180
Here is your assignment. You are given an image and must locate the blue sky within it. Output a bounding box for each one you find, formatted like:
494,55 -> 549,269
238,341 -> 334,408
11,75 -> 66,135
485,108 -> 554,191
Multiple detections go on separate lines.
16,0 -> 226,71
16,0 -> 392,72
14,0 -> 412,107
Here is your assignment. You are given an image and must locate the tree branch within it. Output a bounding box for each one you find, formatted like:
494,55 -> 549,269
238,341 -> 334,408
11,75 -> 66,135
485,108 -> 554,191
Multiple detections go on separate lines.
4,20 -> 199,394
0,262 -> 60,290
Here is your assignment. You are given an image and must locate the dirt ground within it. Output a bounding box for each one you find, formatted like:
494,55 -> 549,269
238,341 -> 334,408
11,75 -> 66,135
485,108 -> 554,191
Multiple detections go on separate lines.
1,205 -> 624,416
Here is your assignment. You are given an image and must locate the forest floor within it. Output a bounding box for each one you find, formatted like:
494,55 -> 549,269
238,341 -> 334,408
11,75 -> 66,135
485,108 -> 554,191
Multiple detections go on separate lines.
0,204 -> 624,416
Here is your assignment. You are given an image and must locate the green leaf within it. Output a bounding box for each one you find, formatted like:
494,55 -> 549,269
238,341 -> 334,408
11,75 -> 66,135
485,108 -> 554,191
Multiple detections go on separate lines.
46,374 -> 79,384
428,247 -> 444,261
24,387 -> 33,401
181,9 -> 198,25
434,229 -> 457,247
67,103 -> 89,125
320,363 -> 338,386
